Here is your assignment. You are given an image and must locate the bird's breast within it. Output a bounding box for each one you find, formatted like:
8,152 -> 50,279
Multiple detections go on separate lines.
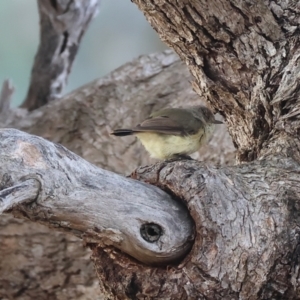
136,128 -> 210,159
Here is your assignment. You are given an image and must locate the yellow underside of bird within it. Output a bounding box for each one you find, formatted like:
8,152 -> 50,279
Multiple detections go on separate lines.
135,125 -> 214,160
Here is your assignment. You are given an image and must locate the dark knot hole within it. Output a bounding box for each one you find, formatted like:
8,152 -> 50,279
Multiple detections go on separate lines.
140,223 -> 162,243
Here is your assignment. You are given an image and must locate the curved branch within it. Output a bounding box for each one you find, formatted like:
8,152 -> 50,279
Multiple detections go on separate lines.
21,0 -> 99,111
0,128 -> 194,264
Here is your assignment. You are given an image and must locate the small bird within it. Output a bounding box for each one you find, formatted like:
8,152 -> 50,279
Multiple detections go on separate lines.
110,105 -> 223,160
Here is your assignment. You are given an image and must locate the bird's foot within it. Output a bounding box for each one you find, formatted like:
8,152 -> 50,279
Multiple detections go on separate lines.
165,154 -> 193,162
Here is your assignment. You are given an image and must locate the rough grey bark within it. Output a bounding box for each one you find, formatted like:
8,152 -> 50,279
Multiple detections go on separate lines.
93,157 -> 300,299
0,215 -> 98,300
130,158 -> 300,299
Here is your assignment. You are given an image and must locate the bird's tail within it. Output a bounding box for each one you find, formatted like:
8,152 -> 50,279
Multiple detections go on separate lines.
110,129 -> 134,136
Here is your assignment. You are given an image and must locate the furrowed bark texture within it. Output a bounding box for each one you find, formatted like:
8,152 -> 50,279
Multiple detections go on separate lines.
0,216 -> 98,300
93,157 -> 300,299
21,0 -> 98,111
133,0 -> 300,162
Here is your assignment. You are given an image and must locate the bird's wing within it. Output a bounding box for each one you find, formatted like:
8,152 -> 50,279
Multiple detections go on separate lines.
132,116 -> 190,136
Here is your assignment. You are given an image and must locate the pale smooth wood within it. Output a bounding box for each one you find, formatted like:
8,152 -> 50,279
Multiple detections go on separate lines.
0,128 -> 194,264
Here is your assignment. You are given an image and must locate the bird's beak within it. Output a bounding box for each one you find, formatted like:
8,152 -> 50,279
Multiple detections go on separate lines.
214,119 -> 223,124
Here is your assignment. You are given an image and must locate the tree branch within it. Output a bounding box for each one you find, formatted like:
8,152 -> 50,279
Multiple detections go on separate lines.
21,0 -> 99,111
0,128 -> 194,264
3,51 -> 235,174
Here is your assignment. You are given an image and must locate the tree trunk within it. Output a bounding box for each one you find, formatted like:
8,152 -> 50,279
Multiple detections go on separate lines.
1,0 -> 300,300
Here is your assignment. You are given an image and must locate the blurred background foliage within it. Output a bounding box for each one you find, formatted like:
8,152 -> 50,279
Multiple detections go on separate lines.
0,0 -> 167,106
